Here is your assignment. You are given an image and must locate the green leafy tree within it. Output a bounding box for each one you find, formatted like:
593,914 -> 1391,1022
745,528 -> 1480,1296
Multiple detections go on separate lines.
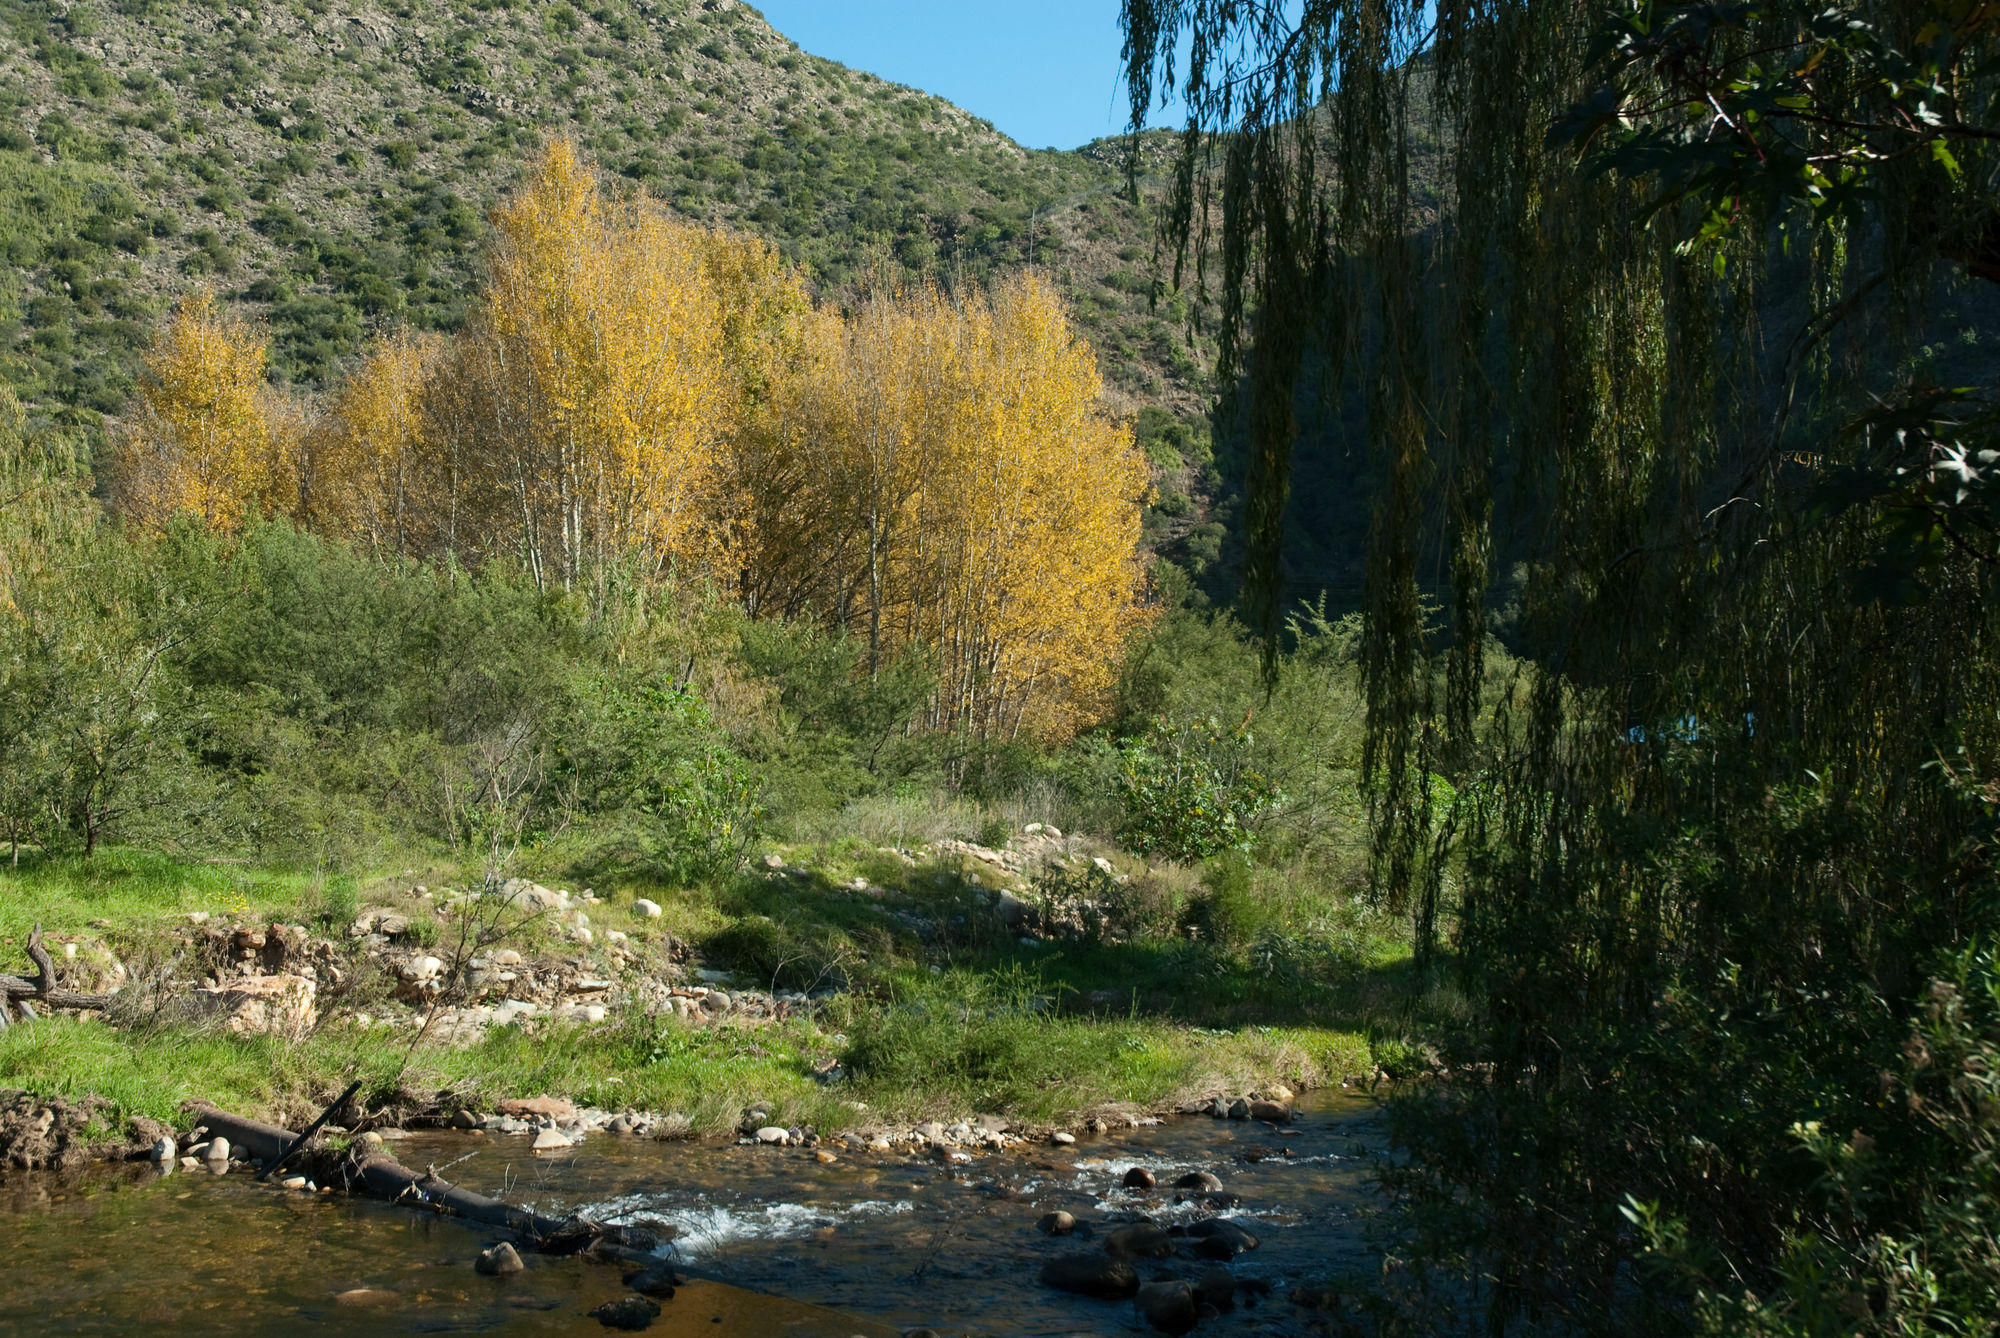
1115,715 -> 1277,862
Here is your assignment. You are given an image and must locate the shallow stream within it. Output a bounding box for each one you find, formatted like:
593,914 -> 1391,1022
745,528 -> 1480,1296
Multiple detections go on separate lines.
1,1090 -> 1384,1336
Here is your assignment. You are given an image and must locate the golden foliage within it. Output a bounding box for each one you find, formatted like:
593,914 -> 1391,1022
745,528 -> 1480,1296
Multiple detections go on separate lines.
112,142 -> 1151,741
306,330 -> 446,557
115,290 -> 288,531
463,137 -> 803,592
742,274 -> 1153,739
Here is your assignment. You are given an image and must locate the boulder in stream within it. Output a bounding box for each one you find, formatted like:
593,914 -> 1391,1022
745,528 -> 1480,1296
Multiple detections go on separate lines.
1174,1171 -> 1224,1193
1104,1222 -> 1175,1259
1180,1217 -> 1260,1258
1040,1254 -> 1140,1298
1122,1166 -> 1157,1189
1134,1280 -> 1199,1334
623,1264 -> 682,1299
475,1242 -> 524,1276
1037,1210 -> 1076,1235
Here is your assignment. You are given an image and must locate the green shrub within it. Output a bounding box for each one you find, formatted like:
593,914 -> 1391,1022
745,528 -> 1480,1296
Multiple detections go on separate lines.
1116,717 -> 1277,863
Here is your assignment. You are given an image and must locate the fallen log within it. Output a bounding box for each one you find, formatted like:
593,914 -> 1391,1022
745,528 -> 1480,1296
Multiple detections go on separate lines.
1,925 -> 115,1017
185,1100 -> 654,1260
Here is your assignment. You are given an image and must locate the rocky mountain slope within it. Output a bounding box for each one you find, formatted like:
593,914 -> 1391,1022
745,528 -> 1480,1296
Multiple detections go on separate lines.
0,0 -> 1222,569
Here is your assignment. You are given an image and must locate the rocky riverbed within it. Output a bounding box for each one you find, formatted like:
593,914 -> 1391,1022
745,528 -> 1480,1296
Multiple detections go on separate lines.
1,1087 -> 1382,1336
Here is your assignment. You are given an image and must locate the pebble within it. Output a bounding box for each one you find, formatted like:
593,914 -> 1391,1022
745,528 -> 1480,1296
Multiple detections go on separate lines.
476,1242 -> 525,1275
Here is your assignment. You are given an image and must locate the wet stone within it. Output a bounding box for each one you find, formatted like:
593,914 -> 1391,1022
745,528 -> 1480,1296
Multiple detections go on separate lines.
1039,1254 -> 1139,1299
1104,1222 -> 1175,1259
592,1295 -> 662,1329
1134,1279 -> 1199,1335
1122,1166 -> 1157,1190
623,1264 -> 681,1299
1173,1171 -> 1224,1192
1037,1210 -> 1076,1236
475,1242 -> 525,1276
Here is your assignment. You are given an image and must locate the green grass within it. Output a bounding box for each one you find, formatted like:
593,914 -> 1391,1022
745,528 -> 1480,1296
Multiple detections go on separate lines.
0,846 -> 354,943
0,839 -> 1394,1138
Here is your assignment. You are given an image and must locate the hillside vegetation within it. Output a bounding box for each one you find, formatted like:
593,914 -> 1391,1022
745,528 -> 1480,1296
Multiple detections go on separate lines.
0,0 -> 1223,568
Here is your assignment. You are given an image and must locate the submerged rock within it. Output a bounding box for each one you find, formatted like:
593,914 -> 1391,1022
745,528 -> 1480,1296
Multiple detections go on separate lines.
1134,1280 -> 1199,1334
1104,1222 -> 1175,1259
475,1242 -> 525,1276
1037,1210 -> 1076,1236
1174,1171 -> 1224,1192
1039,1254 -> 1139,1298
623,1264 -> 681,1298
1181,1217 -> 1260,1258
592,1295 -> 661,1329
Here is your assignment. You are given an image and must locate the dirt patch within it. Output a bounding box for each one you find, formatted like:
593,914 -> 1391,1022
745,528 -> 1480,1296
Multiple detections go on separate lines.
0,1090 -> 168,1170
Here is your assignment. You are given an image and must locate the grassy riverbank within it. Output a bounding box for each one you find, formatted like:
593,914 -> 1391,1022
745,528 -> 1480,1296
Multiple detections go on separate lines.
0,837 -> 1413,1139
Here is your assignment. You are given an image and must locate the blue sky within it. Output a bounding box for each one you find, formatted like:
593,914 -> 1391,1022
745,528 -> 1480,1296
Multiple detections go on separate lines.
750,1 -> 1182,150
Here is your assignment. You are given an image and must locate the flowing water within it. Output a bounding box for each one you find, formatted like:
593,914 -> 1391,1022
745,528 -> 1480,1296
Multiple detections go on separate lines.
1,1090 -> 1385,1336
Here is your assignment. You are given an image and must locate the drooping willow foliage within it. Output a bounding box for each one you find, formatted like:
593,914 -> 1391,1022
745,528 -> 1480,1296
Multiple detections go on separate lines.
1125,0 -> 2000,1329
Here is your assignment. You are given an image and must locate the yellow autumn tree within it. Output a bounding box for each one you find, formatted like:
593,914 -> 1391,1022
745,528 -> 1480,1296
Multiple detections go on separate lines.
744,273 -> 1152,740
455,137 -> 804,595
307,330 -> 450,557
115,290 -> 292,531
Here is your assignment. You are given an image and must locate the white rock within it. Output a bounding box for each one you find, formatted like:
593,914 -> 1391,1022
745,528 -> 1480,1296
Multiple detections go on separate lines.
581,1005 -> 607,1023
755,1126 -> 789,1145
206,1136 -> 231,1161
151,1136 -> 176,1162
606,930 -> 628,945
633,898 -> 662,919
1044,826 -> 1063,839
763,853 -> 784,868
1052,1131 -> 1076,1145
573,926 -> 593,945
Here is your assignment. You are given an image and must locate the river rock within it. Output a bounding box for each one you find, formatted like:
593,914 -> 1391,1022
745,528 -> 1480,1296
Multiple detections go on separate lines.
1193,1266 -> 1236,1311
451,1110 -> 482,1129
1051,1131 -> 1075,1145
476,1242 -> 525,1275
1227,1097 -> 1250,1120
1122,1166 -> 1157,1190
1134,1280 -> 1199,1334
607,1115 -> 636,1135
1174,1171 -> 1224,1192
205,1135 -> 231,1162
1248,1099 -> 1291,1123
592,1295 -> 661,1329
1182,1217 -> 1260,1257
151,1135 -> 176,1162
755,1126 -> 789,1144
532,1127 -> 574,1151
1039,1254 -> 1139,1298
334,1288 -> 398,1307
915,1121 -> 946,1145
1105,1222 -> 1175,1259
498,1096 -> 574,1119
1037,1210 -> 1076,1235
815,1148 -> 838,1164
699,992 -> 731,1013
280,1174 -> 309,1189
624,1263 -> 682,1298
